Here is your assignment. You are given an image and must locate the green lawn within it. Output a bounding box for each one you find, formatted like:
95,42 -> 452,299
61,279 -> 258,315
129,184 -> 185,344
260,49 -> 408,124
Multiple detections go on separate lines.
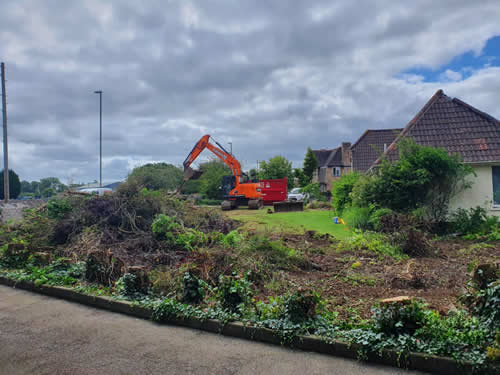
225,208 -> 351,239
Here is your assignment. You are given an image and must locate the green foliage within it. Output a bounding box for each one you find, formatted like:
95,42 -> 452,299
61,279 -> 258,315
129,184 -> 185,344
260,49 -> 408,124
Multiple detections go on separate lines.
151,214 -> 207,250
352,139 -> 473,221
244,235 -> 306,268
369,208 -> 393,231
259,156 -> 294,188
331,172 -> 361,214
301,182 -> 323,202
337,231 -> 405,260
198,160 -> 231,199
182,272 -> 205,304
343,206 -> 372,230
452,206 -> 500,239
47,198 -> 73,219
284,290 -> 321,323
463,281 -> 500,331
302,147 -> 319,185
0,169 -> 21,199
197,198 -> 222,206
372,300 -> 427,335
293,168 -> 308,187
216,273 -> 253,311
220,230 -> 243,248
115,273 -> 143,298
128,163 -> 183,191
152,214 -> 180,240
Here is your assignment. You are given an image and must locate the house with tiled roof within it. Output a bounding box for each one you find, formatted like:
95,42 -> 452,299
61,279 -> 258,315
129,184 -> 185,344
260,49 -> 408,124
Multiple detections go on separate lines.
351,129 -> 402,172
312,143 -> 352,192
375,89 -> 500,215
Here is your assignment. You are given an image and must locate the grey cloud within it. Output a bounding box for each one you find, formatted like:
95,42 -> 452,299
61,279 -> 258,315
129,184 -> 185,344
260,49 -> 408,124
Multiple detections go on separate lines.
0,0 -> 499,183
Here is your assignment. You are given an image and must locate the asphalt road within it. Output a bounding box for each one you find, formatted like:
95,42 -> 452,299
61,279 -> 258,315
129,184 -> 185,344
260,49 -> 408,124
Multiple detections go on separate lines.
0,285 -> 428,375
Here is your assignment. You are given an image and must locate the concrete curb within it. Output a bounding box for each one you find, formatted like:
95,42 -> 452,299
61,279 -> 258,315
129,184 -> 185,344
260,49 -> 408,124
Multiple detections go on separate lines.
0,276 -> 495,375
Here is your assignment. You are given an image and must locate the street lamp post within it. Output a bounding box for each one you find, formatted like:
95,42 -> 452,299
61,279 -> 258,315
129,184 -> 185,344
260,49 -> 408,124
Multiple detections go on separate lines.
94,90 -> 102,187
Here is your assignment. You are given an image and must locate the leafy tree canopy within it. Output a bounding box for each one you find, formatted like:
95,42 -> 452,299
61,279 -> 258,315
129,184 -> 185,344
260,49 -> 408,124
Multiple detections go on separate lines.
128,163 -> 183,191
302,147 -> 319,184
259,156 -> 294,188
351,139 -> 473,221
0,169 -> 21,199
198,160 -> 231,199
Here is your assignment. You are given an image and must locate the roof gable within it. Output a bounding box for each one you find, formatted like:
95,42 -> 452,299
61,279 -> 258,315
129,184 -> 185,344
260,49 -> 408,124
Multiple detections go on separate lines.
378,90 -> 500,165
351,128 -> 402,172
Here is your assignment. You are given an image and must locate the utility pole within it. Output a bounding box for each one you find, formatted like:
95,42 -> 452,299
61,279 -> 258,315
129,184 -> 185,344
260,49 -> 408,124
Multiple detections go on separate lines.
1,62 -> 9,202
94,90 -> 102,187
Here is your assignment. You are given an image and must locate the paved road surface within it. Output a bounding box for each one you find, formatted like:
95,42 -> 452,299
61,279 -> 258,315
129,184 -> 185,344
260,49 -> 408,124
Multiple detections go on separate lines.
0,285 -> 428,375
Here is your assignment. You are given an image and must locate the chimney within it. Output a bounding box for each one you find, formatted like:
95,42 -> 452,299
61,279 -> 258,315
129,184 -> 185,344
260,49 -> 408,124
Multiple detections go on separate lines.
341,142 -> 352,166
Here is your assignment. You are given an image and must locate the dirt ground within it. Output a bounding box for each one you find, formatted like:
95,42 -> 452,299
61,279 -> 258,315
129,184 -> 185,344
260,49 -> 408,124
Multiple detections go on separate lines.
262,235 -> 500,318
0,285 -> 427,375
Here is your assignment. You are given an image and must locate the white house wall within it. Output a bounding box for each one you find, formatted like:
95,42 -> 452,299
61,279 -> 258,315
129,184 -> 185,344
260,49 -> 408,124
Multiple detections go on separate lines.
449,165 -> 500,216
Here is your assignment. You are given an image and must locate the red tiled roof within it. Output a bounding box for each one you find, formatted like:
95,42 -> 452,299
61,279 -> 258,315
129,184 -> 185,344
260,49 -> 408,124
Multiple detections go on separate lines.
351,128 -> 402,172
376,90 -> 500,166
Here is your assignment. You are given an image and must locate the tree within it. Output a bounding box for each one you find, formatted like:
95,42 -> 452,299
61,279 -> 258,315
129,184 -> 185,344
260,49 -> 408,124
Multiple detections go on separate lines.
128,163 -> 183,191
293,168 -> 308,187
21,180 -> 33,194
331,172 -> 361,214
351,139 -> 473,221
0,169 -> 21,199
30,181 -> 41,197
258,156 -> 294,188
198,160 -> 231,199
302,147 -> 319,184
248,168 -> 259,181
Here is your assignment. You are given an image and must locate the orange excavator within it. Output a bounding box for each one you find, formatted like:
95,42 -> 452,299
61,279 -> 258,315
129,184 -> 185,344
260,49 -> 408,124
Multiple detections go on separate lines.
182,134 -> 263,210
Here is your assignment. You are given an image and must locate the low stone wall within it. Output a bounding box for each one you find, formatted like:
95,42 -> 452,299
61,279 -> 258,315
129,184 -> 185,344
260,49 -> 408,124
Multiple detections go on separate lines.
0,199 -> 46,222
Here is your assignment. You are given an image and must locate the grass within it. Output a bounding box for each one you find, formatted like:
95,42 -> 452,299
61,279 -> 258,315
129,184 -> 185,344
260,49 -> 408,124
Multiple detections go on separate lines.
224,208 -> 351,239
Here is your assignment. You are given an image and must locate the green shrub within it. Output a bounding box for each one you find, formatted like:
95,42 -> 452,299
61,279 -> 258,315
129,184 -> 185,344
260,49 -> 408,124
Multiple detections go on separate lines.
301,182 -> 324,202
244,235 -> 306,268
284,290 -> 321,323
115,273 -> 141,297
220,230 -> 243,248
368,208 -> 393,231
463,281 -> 500,331
331,172 -> 361,214
338,231 -> 404,259
175,229 -> 207,251
47,198 -> 73,219
182,272 -> 205,304
452,206 -> 500,238
351,139 -> 473,221
217,273 -> 253,311
152,214 -> 180,240
372,299 -> 427,335
343,206 -> 372,230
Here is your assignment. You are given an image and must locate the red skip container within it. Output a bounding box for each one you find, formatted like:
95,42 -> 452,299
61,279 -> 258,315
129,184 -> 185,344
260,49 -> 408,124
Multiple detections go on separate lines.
259,178 -> 288,205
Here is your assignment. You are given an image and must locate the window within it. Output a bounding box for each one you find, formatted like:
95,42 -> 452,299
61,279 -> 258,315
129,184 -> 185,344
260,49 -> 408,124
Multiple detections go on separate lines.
492,166 -> 500,205
333,167 -> 341,177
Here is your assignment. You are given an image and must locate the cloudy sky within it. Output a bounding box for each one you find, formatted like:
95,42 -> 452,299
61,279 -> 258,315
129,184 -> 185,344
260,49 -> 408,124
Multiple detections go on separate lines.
1,0 -> 500,184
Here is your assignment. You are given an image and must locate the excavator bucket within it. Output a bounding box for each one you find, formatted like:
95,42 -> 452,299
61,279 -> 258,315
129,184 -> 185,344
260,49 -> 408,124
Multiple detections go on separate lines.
183,166 -> 203,181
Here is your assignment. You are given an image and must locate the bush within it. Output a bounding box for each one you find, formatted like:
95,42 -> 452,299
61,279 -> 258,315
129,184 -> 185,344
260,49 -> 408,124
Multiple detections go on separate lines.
373,299 -> 427,335
217,273 -> 253,311
343,206 -> 372,230
368,208 -> 393,231
47,198 -> 73,219
452,206 -> 500,238
301,182 -> 323,202
182,271 -> 205,304
284,290 -> 321,323
351,139 -> 473,221
337,231 -> 404,259
331,172 -> 360,214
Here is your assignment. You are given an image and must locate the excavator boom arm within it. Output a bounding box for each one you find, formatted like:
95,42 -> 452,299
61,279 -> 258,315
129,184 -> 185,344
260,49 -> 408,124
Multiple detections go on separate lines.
183,134 -> 242,177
